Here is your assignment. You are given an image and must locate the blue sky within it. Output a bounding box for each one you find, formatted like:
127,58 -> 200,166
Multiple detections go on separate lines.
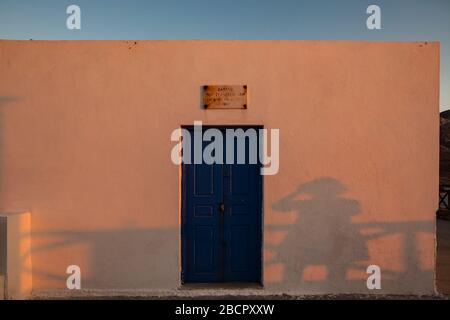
1,0 -> 449,110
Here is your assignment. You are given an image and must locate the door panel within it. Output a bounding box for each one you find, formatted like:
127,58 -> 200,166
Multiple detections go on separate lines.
182,126 -> 262,283
184,144 -> 223,282
223,164 -> 261,281
193,225 -> 215,273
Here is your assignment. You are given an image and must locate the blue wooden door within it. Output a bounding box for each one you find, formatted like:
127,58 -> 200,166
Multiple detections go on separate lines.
182,126 -> 262,283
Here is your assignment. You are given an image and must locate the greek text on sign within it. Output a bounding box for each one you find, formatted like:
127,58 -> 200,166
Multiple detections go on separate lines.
203,85 -> 247,109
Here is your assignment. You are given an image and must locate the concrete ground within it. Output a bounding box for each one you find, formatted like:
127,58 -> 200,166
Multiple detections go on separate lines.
437,218 -> 450,295
33,293 -> 449,300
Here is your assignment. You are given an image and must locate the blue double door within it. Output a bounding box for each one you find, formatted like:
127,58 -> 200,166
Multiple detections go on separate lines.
182,126 -> 262,283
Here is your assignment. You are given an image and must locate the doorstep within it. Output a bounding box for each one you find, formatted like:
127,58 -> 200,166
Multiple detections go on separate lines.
179,283 -> 264,291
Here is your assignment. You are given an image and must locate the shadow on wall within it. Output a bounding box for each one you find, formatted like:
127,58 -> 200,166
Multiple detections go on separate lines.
26,228 -> 180,290
0,96 -> 22,107
267,177 -> 435,294
20,178 -> 435,294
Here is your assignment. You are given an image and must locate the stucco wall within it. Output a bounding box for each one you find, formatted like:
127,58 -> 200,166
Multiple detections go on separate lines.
0,40 -> 439,296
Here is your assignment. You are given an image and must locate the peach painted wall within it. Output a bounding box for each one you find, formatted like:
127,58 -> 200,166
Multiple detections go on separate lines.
0,40 -> 439,296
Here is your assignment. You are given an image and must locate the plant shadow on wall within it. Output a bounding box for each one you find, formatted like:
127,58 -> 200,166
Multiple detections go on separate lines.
268,177 -> 435,293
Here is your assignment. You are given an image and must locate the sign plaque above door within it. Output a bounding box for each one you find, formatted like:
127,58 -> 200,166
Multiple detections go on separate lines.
203,85 -> 247,109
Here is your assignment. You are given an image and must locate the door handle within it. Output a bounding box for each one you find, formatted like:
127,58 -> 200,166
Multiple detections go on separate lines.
219,202 -> 225,214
